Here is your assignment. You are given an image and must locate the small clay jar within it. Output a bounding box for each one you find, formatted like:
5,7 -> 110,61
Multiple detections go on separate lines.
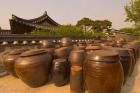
60,37 -> 72,47
52,59 -> 70,87
69,50 -> 85,66
42,40 -> 55,48
86,41 -> 94,46
15,49 -> 53,88
4,49 -> 28,77
77,41 -> 86,49
70,66 -> 85,93
116,42 -> 123,48
54,47 -> 72,59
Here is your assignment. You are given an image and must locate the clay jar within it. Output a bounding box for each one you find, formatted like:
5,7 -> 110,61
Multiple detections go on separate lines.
116,40 -> 124,48
107,47 -> 133,83
60,37 -> 72,47
4,49 -> 28,77
15,49 -> 52,88
69,50 -> 85,66
41,40 -> 55,58
54,47 -> 72,59
86,41 -> 94,46
45,48 -> 55,56
77,41 -> 86,50
70,66 -> 85,93
130,42 -> 140,58
52,59 -> 69,87
123,44 -> 137,61
84,50 -> 124,93
41,40 -> 55,48
128,49 -> 136,75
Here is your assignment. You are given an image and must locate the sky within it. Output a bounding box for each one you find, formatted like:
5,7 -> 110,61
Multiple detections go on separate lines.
0,0 -> 132,29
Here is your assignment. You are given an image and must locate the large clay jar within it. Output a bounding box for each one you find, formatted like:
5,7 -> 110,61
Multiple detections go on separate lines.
70,66 -> 85,93
130,42 -> 140,59
42,40 -> 55,48
107,48 -> 133,83
4,49 -> 28,77
134,41 -> 140,57
83,50 -> 124,93
54,47 -> 72,59
1,49 -> 12,64
52,59 -> 69,87
69,50 -> 85,66
60,37 -> 72,47
15,49 -> 52,88
128,49 -> 136,75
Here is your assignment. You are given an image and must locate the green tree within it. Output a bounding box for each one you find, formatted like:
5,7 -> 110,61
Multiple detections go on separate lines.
92,20 -> 112,32
101,20 -> 112,30
125,0 -> 140,27
76,18 -> 93,32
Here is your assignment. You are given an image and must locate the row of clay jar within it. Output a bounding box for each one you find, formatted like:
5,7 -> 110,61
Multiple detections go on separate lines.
1,37 -> 140,93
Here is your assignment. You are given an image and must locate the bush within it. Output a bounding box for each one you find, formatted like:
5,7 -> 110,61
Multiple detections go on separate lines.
120,27 -> 140,35
30,25 -> 106,37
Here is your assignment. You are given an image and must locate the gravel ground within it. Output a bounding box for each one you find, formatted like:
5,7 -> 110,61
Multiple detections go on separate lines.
0,57 -> 139,93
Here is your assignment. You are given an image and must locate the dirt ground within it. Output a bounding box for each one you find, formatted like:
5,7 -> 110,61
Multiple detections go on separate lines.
0,58 -> 139,93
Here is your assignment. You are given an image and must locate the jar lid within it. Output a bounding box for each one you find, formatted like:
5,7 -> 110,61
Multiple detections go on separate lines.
107,47 -> 130,57
87,50 -> 119,62
20,49 -> 46,57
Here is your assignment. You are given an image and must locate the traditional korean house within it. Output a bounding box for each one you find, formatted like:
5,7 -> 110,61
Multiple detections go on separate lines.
10,11 -> 59,34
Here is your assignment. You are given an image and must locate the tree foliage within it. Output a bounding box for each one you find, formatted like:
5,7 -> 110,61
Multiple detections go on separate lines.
76,18 -> 112,32
92,20 -> 112,32
76,18 -> 93,27
76,18 -> 93,32
125,0 -> 140,27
